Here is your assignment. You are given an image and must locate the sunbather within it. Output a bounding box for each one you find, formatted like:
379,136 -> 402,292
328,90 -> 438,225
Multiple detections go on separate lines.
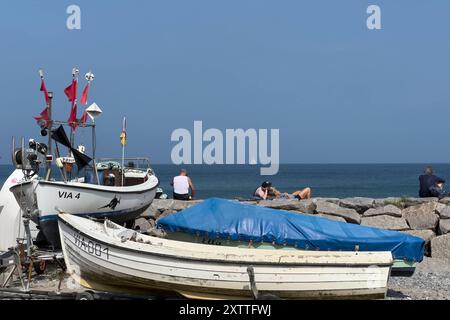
254,181 -> 311,200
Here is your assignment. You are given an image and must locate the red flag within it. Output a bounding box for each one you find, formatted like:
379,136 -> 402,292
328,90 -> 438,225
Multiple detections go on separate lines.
78,110 -> 88,125
40,79 -> 49,104
64,79 -> 77,102
80,83 -> 89,105
33,107 -> 50,128
67,103 -> 78,130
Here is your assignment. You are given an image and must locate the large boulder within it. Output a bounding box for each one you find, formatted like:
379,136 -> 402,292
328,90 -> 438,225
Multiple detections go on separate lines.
437,205 -> 450,219
150,199 -> 202,212
402,229 -> 436,243
316,214 -> 347,223
134,217 -> 151,232
363,205 -> 402,217
402,197 -> 438,207
402,202 -> 440,230
313,197 -> 340,205
258,199 -> 316,214
339,197 -> 374,213
315,200 -> 361,224
139,204 -> 161,219
361,215 -> 409,231
438,197 -> 450,205
373,197 -> 404,208
438,219 -> 450,235
431,234 -> 450,260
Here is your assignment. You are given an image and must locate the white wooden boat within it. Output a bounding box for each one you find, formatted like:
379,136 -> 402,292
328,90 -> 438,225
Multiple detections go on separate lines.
11,170 -> 158,248
58,213 -> 394,299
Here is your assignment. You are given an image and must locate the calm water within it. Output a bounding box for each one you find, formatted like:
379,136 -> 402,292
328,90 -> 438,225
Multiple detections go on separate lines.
2,164 -> 450,199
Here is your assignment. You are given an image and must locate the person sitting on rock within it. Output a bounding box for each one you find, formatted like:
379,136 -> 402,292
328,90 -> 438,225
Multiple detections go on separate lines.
171,169 -> 196,201
254,181 -> 311,200
419,166 -> 447,198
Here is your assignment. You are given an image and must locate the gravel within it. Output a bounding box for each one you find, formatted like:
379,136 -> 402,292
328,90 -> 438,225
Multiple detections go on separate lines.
3,257 -> 449,300
387,257 -> 450,300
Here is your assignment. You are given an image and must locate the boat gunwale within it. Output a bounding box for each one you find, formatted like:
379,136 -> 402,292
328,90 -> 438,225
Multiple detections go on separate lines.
58,214 -> 394,267
10,174 -> 159,195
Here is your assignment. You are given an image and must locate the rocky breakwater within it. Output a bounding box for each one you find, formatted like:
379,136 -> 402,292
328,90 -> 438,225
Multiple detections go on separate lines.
137,196 -> 450,259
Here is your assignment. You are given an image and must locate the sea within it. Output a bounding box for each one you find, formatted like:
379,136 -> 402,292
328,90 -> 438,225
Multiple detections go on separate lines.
2,163 -> 450,199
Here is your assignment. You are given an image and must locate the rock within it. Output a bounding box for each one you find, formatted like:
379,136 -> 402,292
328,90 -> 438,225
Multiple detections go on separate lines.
431,234 -> 450,260
438,205 -> 450,219
374,197 -> 404,208
438,197 -> 450,205
435,203 -> 447,216
402,229 -> 436,242
315,200 -> 361,224
258,199 -> 316,214
134,217 -> 151,232
439,219 -> 450,235
139,204 -> 161,219
150,199 -> 202,212
339,197 -> 374,213
363,205 -> 402,217
361,215 -> 410,231
402,202 -> 440,230
402,197 -> 438,207
316,214 -> 347,223
151,199 -> 175,212
313,197 -> 340,205
171,200 -> 202,211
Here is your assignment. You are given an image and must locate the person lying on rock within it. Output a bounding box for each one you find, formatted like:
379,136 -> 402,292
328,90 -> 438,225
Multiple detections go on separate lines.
419,166 -> 448,199
254,181 -> 311,200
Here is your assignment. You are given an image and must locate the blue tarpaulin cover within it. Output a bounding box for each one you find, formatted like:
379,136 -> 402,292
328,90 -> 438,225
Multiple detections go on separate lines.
157,198 -> 425,262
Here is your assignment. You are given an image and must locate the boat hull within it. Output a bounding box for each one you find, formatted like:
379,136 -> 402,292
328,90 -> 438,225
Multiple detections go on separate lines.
166,231 -> 418,277
11,176 -> 158,248
58,214 -> 393,300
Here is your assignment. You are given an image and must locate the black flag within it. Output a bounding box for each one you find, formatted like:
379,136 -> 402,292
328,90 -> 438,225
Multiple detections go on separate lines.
50,125 -> 92,170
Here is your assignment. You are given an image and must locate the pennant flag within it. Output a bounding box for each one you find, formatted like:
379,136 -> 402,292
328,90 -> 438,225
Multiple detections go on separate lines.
78,110 -> 88,125
120,117 -> 127,146
40,79 -> 49,104
67,103 -> 78,130
80,83 -> 89,105
33,107 -> 50,128
64,79 -> 77,102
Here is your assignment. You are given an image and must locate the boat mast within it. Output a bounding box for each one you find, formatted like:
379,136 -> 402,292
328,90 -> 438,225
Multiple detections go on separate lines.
45,91 -> 53,181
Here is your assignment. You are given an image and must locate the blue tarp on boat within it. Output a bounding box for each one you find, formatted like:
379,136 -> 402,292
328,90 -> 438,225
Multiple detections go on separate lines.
157,198 -> 425,262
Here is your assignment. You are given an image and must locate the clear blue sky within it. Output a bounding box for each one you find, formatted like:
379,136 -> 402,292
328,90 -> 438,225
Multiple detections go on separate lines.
0,1 -> 449,164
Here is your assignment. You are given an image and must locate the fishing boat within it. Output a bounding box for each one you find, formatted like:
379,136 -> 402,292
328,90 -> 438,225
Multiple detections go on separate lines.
157,198 -> 425,277
58,213 -> 393,299
9,69 -> 159,248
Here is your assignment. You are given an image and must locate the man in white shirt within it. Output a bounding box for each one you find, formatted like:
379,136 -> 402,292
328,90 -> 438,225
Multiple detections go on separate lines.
171,169 -> 196,200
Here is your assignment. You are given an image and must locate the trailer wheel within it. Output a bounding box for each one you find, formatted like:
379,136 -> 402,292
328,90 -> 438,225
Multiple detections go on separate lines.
76,292 -> 95,300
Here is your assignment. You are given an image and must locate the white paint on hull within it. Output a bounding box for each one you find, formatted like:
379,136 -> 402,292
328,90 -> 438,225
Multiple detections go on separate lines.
58,214 -> 393,299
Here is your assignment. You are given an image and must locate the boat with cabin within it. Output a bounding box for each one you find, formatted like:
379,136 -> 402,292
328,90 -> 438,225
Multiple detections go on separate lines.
8,69 -> 159,248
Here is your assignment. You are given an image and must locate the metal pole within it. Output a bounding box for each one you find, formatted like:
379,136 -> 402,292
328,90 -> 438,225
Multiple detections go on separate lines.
45,92 -> 53,180
92,122 -> 100,185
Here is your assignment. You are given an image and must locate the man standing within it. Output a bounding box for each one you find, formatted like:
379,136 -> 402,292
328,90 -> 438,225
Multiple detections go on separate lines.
172,169 -> 196,200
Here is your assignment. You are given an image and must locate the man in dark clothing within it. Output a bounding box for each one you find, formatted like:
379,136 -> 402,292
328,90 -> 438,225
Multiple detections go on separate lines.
419,166 -> 446,198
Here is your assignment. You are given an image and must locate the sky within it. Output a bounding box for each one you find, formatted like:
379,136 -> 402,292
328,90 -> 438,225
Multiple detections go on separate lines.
0,0 -> 449,164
